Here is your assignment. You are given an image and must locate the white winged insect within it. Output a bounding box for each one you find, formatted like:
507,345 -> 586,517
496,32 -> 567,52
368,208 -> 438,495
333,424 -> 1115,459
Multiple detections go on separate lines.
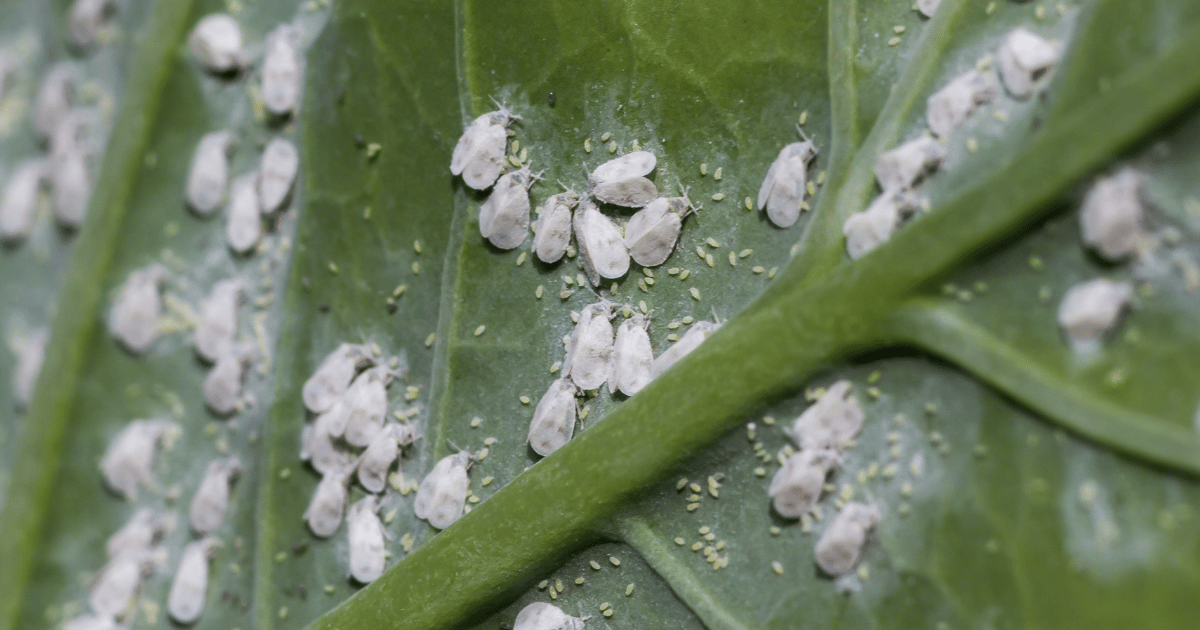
650,320 -> 720,380
588,150 -> 658,208
225,173 -> 262,254
303,462 -> 356,538
189,13 -> 247,73
194,278 -> 243,363
52,148 -> 91,228
624,189 -> 697,267
258,137 -> 299,213
0,160 -> 46,242
185,130 -> 236,216
874,134 -> 945,192
513,602 -> 587,630
414,451 -> 471,530
843,192 -> 917,259
450,102 -> 520,190
1079,169 -> 1144,262
302,342 -> 373,413
926,69 -> 997,137
786,380 -> 864,451
108,263 -> 167,354
528,378 -> 578,457
106,508 -> 170,560
342,365 -> 397,448
610,314 -> 653,396
167,537 -> 218,624
916,0 -> 941,18
532,187 -> 579,263
89,550 -> 156,618
202,346 -> 252,416
563,302 -> 615,391
357,422 -> 415,493
573,200 -> 629,285
100,419 -> 179,500
299,408 -> 355,475
11,327 -> 47,409
347,496 -> 387,583
34,64 -> 74,141
67,0 -> 115,51
814,502 -> 881,576
758,130 -> 818,228
262,25 -> 301,116
997,27 -> 1059,99
479,166 -> 539,250
188,457 -> 243,534
1057,278 -> 1133,354
768,448 -> 841,518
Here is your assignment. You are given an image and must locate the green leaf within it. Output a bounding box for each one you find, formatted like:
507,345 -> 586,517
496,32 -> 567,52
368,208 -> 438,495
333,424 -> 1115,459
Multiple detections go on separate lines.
4,0 -> 1200,629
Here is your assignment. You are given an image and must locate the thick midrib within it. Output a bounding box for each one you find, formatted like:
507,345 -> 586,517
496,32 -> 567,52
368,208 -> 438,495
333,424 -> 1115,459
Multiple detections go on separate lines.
0,2 -> 197,628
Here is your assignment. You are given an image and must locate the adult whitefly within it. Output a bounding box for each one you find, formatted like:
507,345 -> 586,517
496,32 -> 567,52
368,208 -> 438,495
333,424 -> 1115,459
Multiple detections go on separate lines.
108,264 -> 166,354
34,63 -> 74,140
650,320 -> 719,379
262,25 -> 301,116
1057,278 -> 1133,354
188,457 -> 243,534
1080,169 -> 1144,262
573,200 -> 629,285
49,110 -> 92,165
997,27 -> 1059,99
63,614 -> 125,630
843,193 -> 908,259
189,13 -> 247,73
194,278 -> 243,363
513,602 -> 587,630
89,551 -> 154,618
926,69 -> 997,137
414,451 -> 471,530
916,0 -> 941,17
347,496 -> 386,583
0,160 -> 45,242
590,151 -> 656,184
342,365 -> 395,448
563,302 -> 614,391
450,106 -> 520,190
300,409 -> 354,475
303,464 -> 354,537
203,348 -> 251,415
68,0 -> 115,51
100,419 -> 178,499
625,193 -> 695,267
758,139 -> 818,228
302,342 -> 373,413
106,507 -> 170,560
588,151 -> 658,208
258,137 -> 299,213
479,166 -> 536,250
357,422 -> 413,493
610,315 -> 652,396
769,448 -> 840,518
528,378 -> 578,457
874,134 -> 945,192
52,149 -> 91,228
786,380 -> 864,451
11,327 -> 47,409
167,538 -> 218,625
532,190 -> 579,263
186,130 -> 236,216
814,502 -> 881,576
225,173 -> 262,254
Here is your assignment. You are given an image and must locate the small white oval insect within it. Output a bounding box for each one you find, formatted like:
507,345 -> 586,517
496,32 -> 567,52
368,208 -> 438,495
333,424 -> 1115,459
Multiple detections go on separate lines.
1080,169 -> 1144,262
258,137 -> 299,214
532,190 -> 579,263
874,134 -> 945,192
414,451 -> 471,530
194,279 -> 243,363
203,348 -> 251,415
68,0 -> 115,51
262,25 -> 301,116
589,151 -> 658,208
225,173 -> 261,254
528,378 -> 578,457
188,457 -> 243,534
100,419 -> 178,500
107,507 -> 169,560
573,200 -> 629,285
357,422 -> 415,493
513,602 -> 587,630
167,537 -> 217,625
0,160 -> 46,242
768,448 -> 841,518
997,27 -> 1059,99
186,130 -> 236,216
34,64 -> 74,141
786,380 -> 864,451
650,320 -> 719,380
189,13 -> 247,73
1057,278 -> 1133,354
591,151 -> 656,183
342,365 -> 395,448
107,262 -> 166,352
300,409 -> 354,475
347,496 -> 387,583
843,193 -> 909,259
303,464 -> 355,538
758,137 -> 818,228
11,327 -> 47,409
302,342 -> 373,413
89,552 -> 153,618
916,0 -> 941,17
52,149 -> 91,228
450,106 -> 520,190
814,502 -> 881,576
479,166 -> 536,250
926,69 -> 997,137
624,193 -> 695,267
49,110 -> 91,165
563,302 -> 614,391
610,315 -> 653,396
63,614 -> 124,630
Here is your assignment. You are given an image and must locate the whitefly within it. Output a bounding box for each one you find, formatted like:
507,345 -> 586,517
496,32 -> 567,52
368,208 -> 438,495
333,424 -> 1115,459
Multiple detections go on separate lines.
303,463 -> 356,538
10,328 -> 47,409
202,346 -> 252,416
108,264 -> 167,354
589,150 -> 658,208
528,378 -> 578,457
357,422 -> 415,493
1080,169 -> 1144,262
563,302 -> 615,391
926,69 -> 997,138
89,550 -> 156,619
300,409 -> 355,475
0,160 -> 46,242
573,200 -> 629,285
650,320 -> 720,380
262,25 -> 301,116
786,379 -> 864,451
1057,278 -> 1133,354
52,148 -> 91,228
347,496 -> 387,583
63,614 -> 124,630
874,134 -> 945,193
513,602 -> 587,630
479,166 -> 538,250
67,0 -> 115,51
342,365 -> 396,448
610,314 -> 652,397
302,342 -> 374,413
167,537 -> 218,624
532,189 -> 579,263
100,418 -> 178,500
414,451 -> 471,530
450,104 -> 520,190
768,448 -> 840,518
107,507 -> 170,560
758,134 -> 818,228
189,457 -> 243,535
186,130 -> 236,216
194,278 -> 243,363
625,191 -> 696,267
225,172 -> 262,254
258,137 -> 299,214
34,63 -> 74,141
997,27 -> 1059,99
843,192 -> 916,260
189,13 -> 247,73
814,501 -> 881,576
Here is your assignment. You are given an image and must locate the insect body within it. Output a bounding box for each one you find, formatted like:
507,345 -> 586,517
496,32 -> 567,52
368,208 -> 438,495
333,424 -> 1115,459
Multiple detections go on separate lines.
347,496 -> 387,583
0,160 -> 46,241
589,151 -> 658,208
786,380 -> 864,451
1057,278 -> 1133,353
758,139 -> 818,228
202,346 -> 251,415
1079,169 -> 1144,262
573,200 -> 629,285
100,419 -> 178,499
926,69 -> 997,137
874,135 -> 945,192
89,551 -> 154,618
106,508 -> 170,559
650,320 -> 719,379
302,343 -> 373,413
11,328 -> 48,408
341,366 -> 395,448
303,464 -> 355,537
532,190 -> 579,263
610,315 -> 652,396
997,28 -> 1059,99
357,422 -> 415,493
258,137 -> 299,213
624,193 -> 695,267
814,502 -> 881,576
186,131 -> 236,216
843,192 -> 915,259
513,602 -> 587,630
52,148 -> 91,228
189,457 -> 243,534
450,106 -> 520,190
768,448 -> 841,518
414,451 -> 471,530
563,302 -> 615,391
194,279 -> 243,363
225,173 -> 261,254
167,538 -> 218,624
479,166 -> 536,249
528,378 -> 578,456
34,64 -> 74,141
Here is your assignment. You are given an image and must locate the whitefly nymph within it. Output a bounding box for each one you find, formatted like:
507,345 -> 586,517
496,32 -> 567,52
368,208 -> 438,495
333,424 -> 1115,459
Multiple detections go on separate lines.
0,160 -> 46,242
610,314 -> 653,396
167,537 -> 218,624
758,132 -> 818,228
262,24 -> 301,116
563,302 -> 615,391
814,501 -> 881,576
769,447 -> 841,518
786,379 -> 864,451
188,457 -> 243,535
186,130 -> 236,216
528,378 -> 578,457
347,496 -> 387,583
414,451 -> 471,530
258,137 -> 299,214
189,13 -> 247,73
573,200 -> 629,285
108,264 -> 167,354
450,104 -> 520,190
67,0 -> 115,51
625,190 -> 696,267
532,189 -> 580,263
479,166 -> 538,250
302,342 -> 374,413
589,150 -> 658,208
